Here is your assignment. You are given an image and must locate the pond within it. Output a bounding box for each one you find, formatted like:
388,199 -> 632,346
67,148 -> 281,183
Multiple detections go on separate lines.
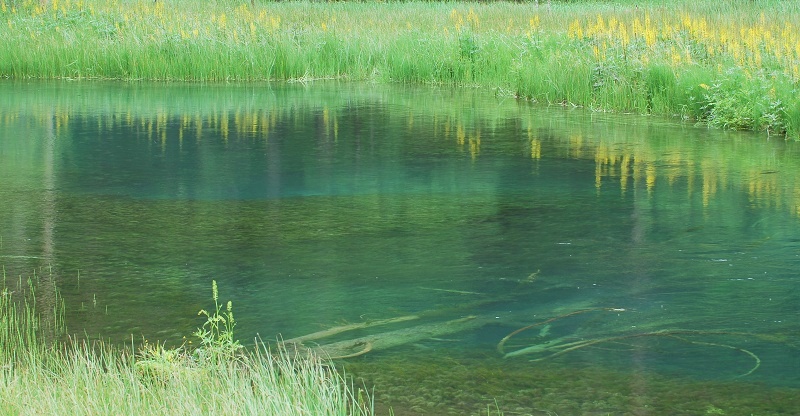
1,80 -> 798,415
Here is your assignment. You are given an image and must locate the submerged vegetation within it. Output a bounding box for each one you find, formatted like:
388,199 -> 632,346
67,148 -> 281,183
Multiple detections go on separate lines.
0,274 -> 371,415
1,0 -> 800,138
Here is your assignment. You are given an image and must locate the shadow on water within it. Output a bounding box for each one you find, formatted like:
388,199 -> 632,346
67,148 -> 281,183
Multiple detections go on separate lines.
1,80 -> 798,414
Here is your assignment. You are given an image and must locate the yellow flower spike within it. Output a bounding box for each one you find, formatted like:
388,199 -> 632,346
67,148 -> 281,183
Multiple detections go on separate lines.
632,17 -> 643,37
680,13 -> 690,30
595,14 -> 605,34
661,22 -> 672,39
607,16 -> 617,36
218,13 -> 227,30
567,18 -> 582,39
466,7 -> 479,29
618,21 -> 629,48
529,14 -> 540,32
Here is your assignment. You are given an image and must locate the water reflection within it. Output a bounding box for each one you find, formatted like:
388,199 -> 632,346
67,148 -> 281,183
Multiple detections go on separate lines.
1,81 -> 798,414
4,82 -> 798,211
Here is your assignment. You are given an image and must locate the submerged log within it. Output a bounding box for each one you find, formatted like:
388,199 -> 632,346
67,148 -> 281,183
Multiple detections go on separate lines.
282,314 -> 420,345
284,315 -> 484,360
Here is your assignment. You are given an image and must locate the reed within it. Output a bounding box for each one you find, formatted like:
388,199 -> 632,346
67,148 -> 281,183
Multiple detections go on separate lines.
1,0 -> 799,138
0,274 -> 371,416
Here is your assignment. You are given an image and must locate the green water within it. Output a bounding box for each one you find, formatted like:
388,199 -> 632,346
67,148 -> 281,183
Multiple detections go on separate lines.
1,81 -> 798,415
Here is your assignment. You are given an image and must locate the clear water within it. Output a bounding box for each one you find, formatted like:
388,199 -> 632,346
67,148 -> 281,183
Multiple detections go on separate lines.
1,81 -> 798,415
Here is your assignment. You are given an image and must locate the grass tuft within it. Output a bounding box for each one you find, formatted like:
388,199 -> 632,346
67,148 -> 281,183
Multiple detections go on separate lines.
0,274 -> 371,415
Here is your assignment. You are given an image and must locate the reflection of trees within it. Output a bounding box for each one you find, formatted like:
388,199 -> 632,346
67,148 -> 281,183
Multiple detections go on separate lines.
39,109 -> 59,340
4,82 -> 798,218
0,110 -> 61,341
4,83 -> 800,240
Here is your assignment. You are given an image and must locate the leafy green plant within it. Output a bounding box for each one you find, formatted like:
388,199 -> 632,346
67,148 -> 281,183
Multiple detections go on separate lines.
134,279 -> 244,383
192,280 -> 243,365
134,339 -> 200,385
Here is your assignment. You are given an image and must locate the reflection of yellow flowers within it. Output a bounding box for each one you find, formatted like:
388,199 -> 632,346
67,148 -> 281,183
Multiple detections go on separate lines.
469,131 -> 480,160
530,138 -> 541,160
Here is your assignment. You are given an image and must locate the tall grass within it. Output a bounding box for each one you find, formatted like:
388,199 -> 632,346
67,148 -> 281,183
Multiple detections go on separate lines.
1,0 -> 799,138
0,274 -> 371,415
0,270 -> 64,365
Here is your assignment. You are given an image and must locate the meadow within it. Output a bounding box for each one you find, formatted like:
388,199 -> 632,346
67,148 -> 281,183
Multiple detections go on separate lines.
0,274 -> 372,415
1,0 -> 800,138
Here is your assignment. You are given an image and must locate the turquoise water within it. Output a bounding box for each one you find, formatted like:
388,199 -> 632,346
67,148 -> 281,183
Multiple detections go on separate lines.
1,81 -> 798,414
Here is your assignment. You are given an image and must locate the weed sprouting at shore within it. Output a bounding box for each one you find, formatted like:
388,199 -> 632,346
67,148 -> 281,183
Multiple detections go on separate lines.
192,279 -> 243,365
0,275 -> 371,415
1,0 -> 799,137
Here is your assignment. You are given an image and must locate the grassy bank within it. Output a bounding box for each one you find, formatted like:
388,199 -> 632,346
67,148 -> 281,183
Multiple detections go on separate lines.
1,0 -> 799,138
0,274 -> 371,415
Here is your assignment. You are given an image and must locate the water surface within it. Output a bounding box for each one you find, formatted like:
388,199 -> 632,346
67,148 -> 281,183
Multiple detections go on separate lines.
1,81 -> 798,415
